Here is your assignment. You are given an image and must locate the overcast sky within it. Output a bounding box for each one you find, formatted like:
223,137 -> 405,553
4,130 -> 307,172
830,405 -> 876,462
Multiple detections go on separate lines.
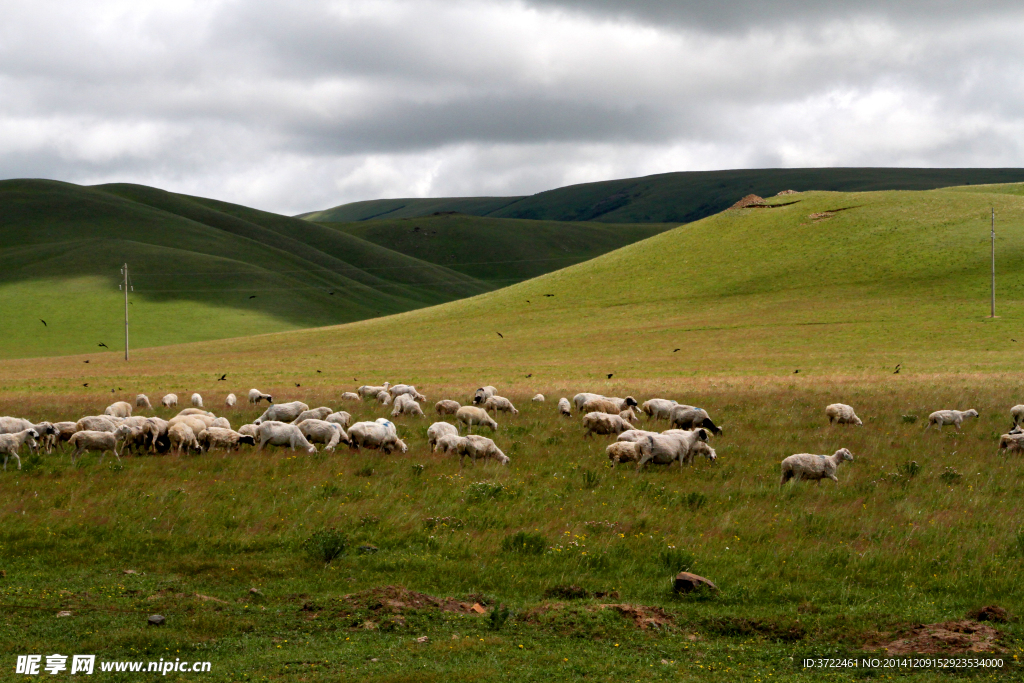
2,0 -> 1023,215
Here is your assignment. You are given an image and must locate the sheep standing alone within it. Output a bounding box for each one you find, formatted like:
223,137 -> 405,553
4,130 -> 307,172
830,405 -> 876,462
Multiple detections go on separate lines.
780,448 -> 853,485
826,403 -> 863,426
0,428 -> 38,470
104,401 -> 133,418
225,393 -> 237,408
391,394 -> 425,417
456,406 -> 498,432
926,409 -> 979,431
69,426 -> 132,464
161,394 -> 178,408
191,393 -> 204,408
483,396 -> 519,416
532,394 -> 545,402
248,389 -> 273,405
428,422 -> 459,452
581,412 -> 633,438
256,421 -> 317,454
455,435 -> 509,466
557,398 -> 572,417
136,394 -> 152,410
435,400 -> 461,416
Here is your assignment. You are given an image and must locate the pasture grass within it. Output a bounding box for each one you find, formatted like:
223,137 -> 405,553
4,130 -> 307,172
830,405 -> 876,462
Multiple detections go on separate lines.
1,379 -> 1022,680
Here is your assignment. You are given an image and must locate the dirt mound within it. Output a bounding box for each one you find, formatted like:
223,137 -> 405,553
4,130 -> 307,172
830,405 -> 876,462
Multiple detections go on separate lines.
808,211 -> 835,221
776,189 -> 799,196
523,601 -> 673,630
867,621 -> 1004,654
341,585 -> 479,615
968,605 -> 1010,623
729,194 -> 765,209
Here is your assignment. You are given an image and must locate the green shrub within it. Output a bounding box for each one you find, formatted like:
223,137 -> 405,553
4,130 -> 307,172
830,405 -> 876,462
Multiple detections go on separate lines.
501,531 -> 546,555
355,466 -> 374,477
684,492 -> 708,510
488,604 -> 511,631
939,466 -> 963,484
301,528 -> 348,564
580,469 -> 600,489
467,481 -> 506,501
898,460 -> 922,479
659,547 -> 696,573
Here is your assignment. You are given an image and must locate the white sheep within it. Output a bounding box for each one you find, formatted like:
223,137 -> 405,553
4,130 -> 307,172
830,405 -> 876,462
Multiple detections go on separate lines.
557,398 -> 572,417
191,393 -> 204,408
582,412 -> 633,438
580,397 -> 623,415
926,409 -> 979,431
619,408 -> 640,425
616,429 -> 659,442
669,405 -> 722,435
143,417 -> 169,452
607,440 -> 643,464
483,396 -> 519,416
572,393 -> 603,412
136,394 -> 152,410
116,425 -> 149,456
456,406 -> 498,432
635,430 -> 709,470
0,418 -> 57,452
326,411 -> 352,429
0,428 -> 38,470
340,392 -> 361,402
434,433 -> 464,455
161,393 -> 178,408
357,382 -> 390,400
999,432 -> 1024,452
376,391 -> 392,406
168,422 -> 200,455
641,399 -> 678,420
197,427 -> 256,452
428,422 -> 459,452
174,408 -> 214,418
532,394 -> 545,402
248,388 -> 273,405
237,423 -> 259,439
104,401 -> 133,418
51,422 -> 78,453
296,419 -> 347,451
69,425 -> 132,464
1011,405 -> 1024,427
255,401 -> 310,424
826,403 -> 863,426
455,434 -> 509,466
473,386 -> 497,405
347,421 -> 408,454
780,448 -> 854,485
225,393 -> 237,408
435,400 -> 461,416
291,407 -> 333,424
256,421 -> 317,454
75,415 -> 121,433
390,384 -> 426,401
211,417 -> 231,430
391,394 -> 425,417
684,440 -> 717,466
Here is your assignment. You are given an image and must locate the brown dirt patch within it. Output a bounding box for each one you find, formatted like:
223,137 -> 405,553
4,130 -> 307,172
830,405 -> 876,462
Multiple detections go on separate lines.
729,194 -> 765,209
776,189 -> 799,195
340,585 -> 479,615
968,605 -> 1010,623
866,620 -> 1004,654
522,601 -> 673,630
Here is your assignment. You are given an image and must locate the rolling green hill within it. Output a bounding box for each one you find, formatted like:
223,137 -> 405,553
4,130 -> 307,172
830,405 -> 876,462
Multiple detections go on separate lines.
302,167 -> 1024,224
325,214 -> 677,283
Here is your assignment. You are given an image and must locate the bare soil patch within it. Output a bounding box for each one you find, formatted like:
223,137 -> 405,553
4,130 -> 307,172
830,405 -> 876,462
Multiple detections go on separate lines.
729,194 -> 765,209
866,620 -> 1004,654
340,585 -> 480,615
523,601 -> 674,630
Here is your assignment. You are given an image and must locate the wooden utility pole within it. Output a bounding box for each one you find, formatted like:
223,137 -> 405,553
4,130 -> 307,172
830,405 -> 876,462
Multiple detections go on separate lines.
122,263 -> 129,361
991,209 -> 996,318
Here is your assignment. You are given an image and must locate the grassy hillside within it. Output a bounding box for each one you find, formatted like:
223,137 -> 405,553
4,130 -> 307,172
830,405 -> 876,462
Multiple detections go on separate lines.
304,167 -> 1024,224
326,214 -> 676,283
0,179 -> 492,359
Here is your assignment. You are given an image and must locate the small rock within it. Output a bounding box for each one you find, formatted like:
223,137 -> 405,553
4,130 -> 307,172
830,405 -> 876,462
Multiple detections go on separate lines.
370,658 -> 378,662
122,569 -> 138,575
148,614 -> 166,626
471,603 -> 486,614
357,544 -> 379,555
56,611 -> 72,618
416,636 -> 429,643
673,572 -> 718,594
249,587 -> 263,596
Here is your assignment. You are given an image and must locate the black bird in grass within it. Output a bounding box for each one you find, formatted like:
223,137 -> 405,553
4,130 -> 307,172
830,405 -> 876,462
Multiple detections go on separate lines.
316,370 -> 321,373
329,292 -> 334,296
40,319 -> 46,327
295,383 -> 301,387
543,294 -> 554,297
496,332 -> 503,338
83,360 -> 89,364
607,373 -> 614,379
894,363 -> 902,374
526,373 -> 532,378
98,342 -> 108,348
248,295 -> 256,299
1013,339 -> 1018,343
673,348 -> 680,353
526,300 -> 530,304
794,369 -> 800,374
83,383 -> 88,387
218,374 -> 227,381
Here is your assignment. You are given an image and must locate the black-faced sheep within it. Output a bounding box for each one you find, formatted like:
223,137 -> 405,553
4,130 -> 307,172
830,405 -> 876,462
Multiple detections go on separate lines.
248,388 -> 273,405
826,403 -> 863,426
557,398 -> 572,417
435,400 -> 461,416
473,386 -> 497,405
780,448 -> 853,485
926,409 -> 978,431
455,434 -> 509,466
668,405 -> 722,435
456,406 -> 498,432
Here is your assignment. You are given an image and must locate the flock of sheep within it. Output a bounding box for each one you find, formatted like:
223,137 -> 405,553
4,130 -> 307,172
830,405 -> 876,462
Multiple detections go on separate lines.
0,382 -> 1015,486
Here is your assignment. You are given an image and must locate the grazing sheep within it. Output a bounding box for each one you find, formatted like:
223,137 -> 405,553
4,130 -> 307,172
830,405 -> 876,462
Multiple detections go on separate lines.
826,403 -> 863,426
574,393 -> 637,413
237,423 -> 259,439
51,421 -> 78,453
347,421 -> 408,454
291,407 -> 333,424
473,386 -> 497,405
619,408 -> 639,425
642,398 -> 678,420
581,397 -> 622,415
635,430 -> 709,470
168,423 -> 200,455
116,425 -> 149,456
557,398 -> 572,417
435,400 -> 461,416
68,425 -> 132,464
175,408 -> 214,418
136,394 -> 152,410
572,393 -> 603,412
616,429 -> 659,442
210,417 -> 231,430
191,393 -> 203,408
582,412 -> 634,438
684,440 -> 717,466
455,434 -> 509,466
999,432 -> 1024,452
255,401 -> 310,424
390,384 -> 426,402
225,393 -> 237,408
391,394 -> 425,417
161,393 -> 178,408
326,411 -> 352,429
456,406 -> 498,432
256,421 -> 317,454
1012,405 -> 1024,427
607,440 -> 643,464
532,394 -> 545,402
197,427 -> 256,452
669,405 -> 722,435
434,433 -> 464,455
780,448 -> 854,485
428,422 -> 459,452
248,388 -> 273,405
297,419 -> 347,451
357,382 -> 391,400
143,417 -> 169,452
104,401 -> 133,418
483,395 -> 519,416
0,428 -> 38,470
926,409 -> 979,431
376,391 -> 392,406
76,415 -> 121,433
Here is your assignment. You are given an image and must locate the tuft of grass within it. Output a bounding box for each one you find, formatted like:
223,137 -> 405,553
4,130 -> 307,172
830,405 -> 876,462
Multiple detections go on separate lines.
300,528 -> 348,564
659,547 -> 696,573
501,531 -> 547,555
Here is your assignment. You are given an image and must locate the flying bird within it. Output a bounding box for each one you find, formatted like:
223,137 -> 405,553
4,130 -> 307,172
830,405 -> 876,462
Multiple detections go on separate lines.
98,342 -> 108,348
40,319 -> 46,327
894,364 -> 901,374
217,374 -> 227,381
607,373 -> 613,379
543,294 -> 554,297
496,332 -> 503,338
673,348 -> 680,353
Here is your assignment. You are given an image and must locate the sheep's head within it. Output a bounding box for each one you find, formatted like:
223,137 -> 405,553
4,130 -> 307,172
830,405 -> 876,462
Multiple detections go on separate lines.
239,435 -> 256,447
965,409 -> 979,418
836,448 -> 854,462
396,438 -> 408,453
700,417 -> 723,435
695,428 -> 709,442
624,396 -> 638,408
494,452 -> 510,466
